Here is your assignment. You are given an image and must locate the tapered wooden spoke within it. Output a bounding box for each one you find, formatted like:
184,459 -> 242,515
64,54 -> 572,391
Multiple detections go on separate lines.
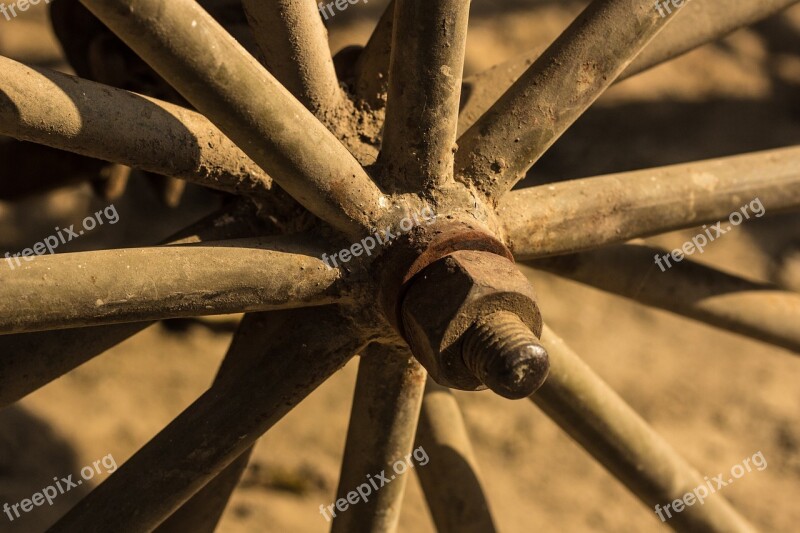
532,326 -> 756,532
627,0 -> 800,78
157,301 -> 296,533
331,344 -> 426,532
455,0 -> 674,198
459,0 -> 800,134
457,46 -> 544,137
242,0 -> 343,115
0,322 -> 150,410
0,56 -> 270,196
1,232 -> 343,335
531,244 -> 800,353
0,203 -> 268,408
500,146 -> 800,259
50,306 -> 370,532
377,0 -> 470,192
353,0 -> 395,109
155,450 -> 253,533
415,378 -> 497,533
80,0 -> 386,237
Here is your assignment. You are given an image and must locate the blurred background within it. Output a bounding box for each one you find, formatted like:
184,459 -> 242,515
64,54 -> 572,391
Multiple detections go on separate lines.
1,0 -> 799,531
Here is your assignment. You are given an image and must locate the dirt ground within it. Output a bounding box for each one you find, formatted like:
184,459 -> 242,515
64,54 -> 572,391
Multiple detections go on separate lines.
1,1 -> 800,532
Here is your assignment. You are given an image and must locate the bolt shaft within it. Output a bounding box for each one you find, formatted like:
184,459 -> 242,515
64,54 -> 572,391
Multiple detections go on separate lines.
462,311 -> 549,399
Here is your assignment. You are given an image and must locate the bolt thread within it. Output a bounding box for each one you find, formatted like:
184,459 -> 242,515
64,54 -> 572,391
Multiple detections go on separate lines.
462,311 -> 549,399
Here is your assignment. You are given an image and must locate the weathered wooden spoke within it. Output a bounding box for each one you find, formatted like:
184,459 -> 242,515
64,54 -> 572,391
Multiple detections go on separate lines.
331,344 -> 426,532
500,146 -> 800,259
80,0 -> 386,237
530,244 -> 800,353
459,0 -> 800,133
0,234 -> 344,334
533,326 -> 756,532
415,378 -> 497,533
455,0 -> 675,198
378,0 -> 470,192
0,203 -> 267,408
242,0 -> 343,115
352,0 -> 395,108
0,0 -> 792,530
50,307 -> 371,532
0,56 -> 271,195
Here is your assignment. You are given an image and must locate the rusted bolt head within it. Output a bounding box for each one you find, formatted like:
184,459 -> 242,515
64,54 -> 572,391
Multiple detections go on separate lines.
400,250 -> 543,391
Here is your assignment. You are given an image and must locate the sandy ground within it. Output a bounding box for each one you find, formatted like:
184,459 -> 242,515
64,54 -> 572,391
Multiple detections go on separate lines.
1,1 -> 800,532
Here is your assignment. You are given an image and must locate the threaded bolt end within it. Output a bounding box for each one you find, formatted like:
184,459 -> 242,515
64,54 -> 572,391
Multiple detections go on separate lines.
462,311 -> 549,399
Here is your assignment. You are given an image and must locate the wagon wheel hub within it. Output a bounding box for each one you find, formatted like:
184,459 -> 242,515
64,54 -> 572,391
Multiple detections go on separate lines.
2,0 -> 797,530
370,216 -> 549,398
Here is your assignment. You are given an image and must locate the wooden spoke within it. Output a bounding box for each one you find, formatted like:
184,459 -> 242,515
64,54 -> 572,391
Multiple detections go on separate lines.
155,450 -> 253,533
0,234 -> 345,334
459,0 -> 800,134
0,203 -> 268,408
500,146 -> 800,259
80,0 -> 386,237
377,0 -> 470,192
331,344 -> 426,532
242,0 -> 344,115
532,325 -> 756,532
415,378 -> 497,533
0,56 -> 271,196
530,244 -> 800,353
455,0 -> 675,198
50,306 -> 371,532
352,0 -> 395,109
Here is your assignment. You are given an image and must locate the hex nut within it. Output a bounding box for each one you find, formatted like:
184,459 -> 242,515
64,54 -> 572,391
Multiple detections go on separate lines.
400,250 -> 542,390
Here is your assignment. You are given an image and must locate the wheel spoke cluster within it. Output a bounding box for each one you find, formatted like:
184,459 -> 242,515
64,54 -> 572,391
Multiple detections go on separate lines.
1,0 -> 798,531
